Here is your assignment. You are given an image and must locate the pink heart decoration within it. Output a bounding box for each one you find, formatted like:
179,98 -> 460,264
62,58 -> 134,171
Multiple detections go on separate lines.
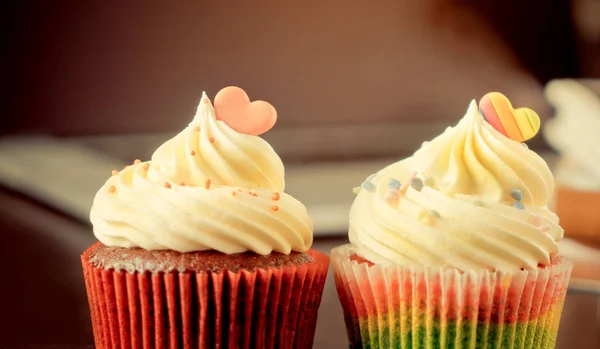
213,86 -> 277,136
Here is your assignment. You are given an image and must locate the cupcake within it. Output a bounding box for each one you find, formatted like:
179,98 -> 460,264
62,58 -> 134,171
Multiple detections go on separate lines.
82,87 -> 329,349
544,79 -> 600,247
333,93 -> 572,348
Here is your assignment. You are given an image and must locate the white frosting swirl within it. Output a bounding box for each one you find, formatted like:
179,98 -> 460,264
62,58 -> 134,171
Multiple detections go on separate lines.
90,93 -> 313,254
544,79 -> 600,191
349,101 -> 562,271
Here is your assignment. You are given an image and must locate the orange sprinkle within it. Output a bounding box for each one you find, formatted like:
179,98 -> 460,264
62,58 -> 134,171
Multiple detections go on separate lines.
232,191 -> 237,196
180,182 -> 186,186
142,163 -> 150,171
272,205 -> 279,212
271,192 -> 280,201
248,191 -> 258,197
209,136 -> 215,144
164,182 -> 171,189
204,179 -> 211,189
190,150 -> 196,156
134,159 -> 141,164
111,170 -> 118,176
108,185 -> 117,193
202,97 -> 210,104
193,126 -> 200,132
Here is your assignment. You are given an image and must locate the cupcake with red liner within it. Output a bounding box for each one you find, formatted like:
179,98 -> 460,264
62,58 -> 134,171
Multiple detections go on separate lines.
333,93 -> 572,348
83,87 -> 329,349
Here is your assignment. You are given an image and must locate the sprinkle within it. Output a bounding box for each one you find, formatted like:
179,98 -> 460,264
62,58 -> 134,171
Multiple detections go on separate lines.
419,210 -> 437,225
209,136 -> 215,144
539,225 -> 550,233
111,170 -> 118,176
410,178 -> 424,191
142,163 -> 150,171
428,209 -> 441,218
250,192 -> 258,197
385,191 -> 399,205
423,176 -> 435,188
134,159 -> 141,164
232,191 -> 237,196
352,186 -> 362,194
530,214 -> 543,227
180,182 -> 186,186
272,205 -> 279,212
510,189 -> 523,201
388,178 -> 401,190
193,126 -> 200,132
399,171 -> 417,193
204,179 -> 211,189
361,181 -> 376,192
272,192 -> 280,201
202,96 -> 210,104
190,150 -> 196,156
108,185 -> 117,193
164,182 -> 171,189
513,201 -> 525,210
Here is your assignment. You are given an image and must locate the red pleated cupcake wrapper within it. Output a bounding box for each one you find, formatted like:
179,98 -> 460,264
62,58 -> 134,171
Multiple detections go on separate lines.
332,244 -> 573,349
82,249 -> 329,349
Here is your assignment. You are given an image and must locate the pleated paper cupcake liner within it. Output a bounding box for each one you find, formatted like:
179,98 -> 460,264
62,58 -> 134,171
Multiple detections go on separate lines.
332,244 -> 572,349
82,249 -> 329,349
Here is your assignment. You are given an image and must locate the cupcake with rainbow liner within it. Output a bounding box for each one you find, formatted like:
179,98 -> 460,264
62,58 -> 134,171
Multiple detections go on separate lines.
82,87 -> 329,349
332,93 -> 572,349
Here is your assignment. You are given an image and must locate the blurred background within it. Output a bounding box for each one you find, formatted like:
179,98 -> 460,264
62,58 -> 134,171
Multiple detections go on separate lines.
2,0 -> 600,348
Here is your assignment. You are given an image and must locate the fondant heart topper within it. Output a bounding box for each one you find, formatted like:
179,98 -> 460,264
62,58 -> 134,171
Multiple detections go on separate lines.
213,86 -> 277,136
479,92 -> 541,142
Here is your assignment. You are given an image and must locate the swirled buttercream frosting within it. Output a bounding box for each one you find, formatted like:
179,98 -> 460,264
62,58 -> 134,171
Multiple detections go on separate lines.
90,92 -> 313,254
349,100 -> 562,271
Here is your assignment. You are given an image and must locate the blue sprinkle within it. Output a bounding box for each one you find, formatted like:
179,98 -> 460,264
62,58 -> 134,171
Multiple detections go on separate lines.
513,201 -> 525,210
410,178 -> 424,191
510,189 -> 523,201
388,178 -> 401,190
361,181 -> 376,192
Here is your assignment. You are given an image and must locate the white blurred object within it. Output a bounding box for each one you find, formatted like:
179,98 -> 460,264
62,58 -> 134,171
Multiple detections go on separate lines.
0,137 -> 125,220
544,79 -> 600,191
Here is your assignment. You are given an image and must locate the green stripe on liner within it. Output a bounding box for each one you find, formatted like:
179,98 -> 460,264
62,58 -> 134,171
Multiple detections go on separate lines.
346,318 -> 558,349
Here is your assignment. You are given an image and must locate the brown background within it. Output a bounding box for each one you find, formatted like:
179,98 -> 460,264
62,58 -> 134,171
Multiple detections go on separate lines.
6,0 -> 580,136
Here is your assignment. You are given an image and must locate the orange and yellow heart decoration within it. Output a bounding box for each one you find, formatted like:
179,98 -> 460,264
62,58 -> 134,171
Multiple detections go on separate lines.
479,92 -> 541,142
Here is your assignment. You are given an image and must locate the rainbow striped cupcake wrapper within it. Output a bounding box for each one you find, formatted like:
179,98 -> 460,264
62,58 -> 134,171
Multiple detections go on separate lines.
332,244 -> 572,349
